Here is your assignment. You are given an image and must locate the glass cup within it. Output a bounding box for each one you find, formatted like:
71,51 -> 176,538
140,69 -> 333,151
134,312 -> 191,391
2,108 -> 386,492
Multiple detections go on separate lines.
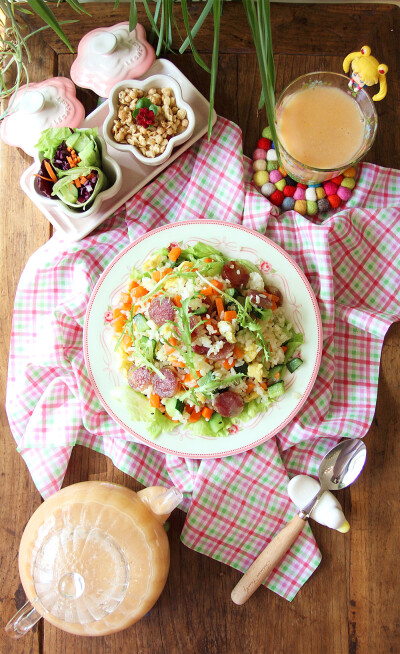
275,71 -> 378,184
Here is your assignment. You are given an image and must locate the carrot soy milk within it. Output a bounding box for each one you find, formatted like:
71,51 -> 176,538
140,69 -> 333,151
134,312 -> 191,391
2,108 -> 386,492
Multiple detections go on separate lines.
277,85 -> 365,169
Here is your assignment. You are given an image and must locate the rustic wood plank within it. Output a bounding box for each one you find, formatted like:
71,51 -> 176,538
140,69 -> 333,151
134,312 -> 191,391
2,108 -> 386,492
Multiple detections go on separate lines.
0,32 -> 55,654
23,2 -> 395,57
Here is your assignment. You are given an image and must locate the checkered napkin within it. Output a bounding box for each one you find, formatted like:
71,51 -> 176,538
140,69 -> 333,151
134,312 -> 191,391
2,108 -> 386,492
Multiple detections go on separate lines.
6,117 -> 400,601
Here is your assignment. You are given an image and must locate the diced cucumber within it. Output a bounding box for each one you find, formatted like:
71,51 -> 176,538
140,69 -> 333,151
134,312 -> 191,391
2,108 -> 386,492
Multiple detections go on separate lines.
225,288 -> 237,298
234,362 -> 248,375
283,334 -> 304,363
164,398 -> 185,419
268,365 -> 283,380
134,313 -> 148,332
209,412 -> 225,434
268,381 -> 285,399
139,336 -> 156,361
286,357 -> 303,373
193,305 -> 208,315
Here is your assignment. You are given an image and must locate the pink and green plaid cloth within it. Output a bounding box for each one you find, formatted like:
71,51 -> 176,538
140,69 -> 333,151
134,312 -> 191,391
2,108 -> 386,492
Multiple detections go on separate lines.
6,117 -> 400,601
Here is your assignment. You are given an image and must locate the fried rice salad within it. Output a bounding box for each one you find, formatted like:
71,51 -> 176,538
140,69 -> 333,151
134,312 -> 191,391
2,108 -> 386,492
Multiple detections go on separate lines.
109,241 -> 304,438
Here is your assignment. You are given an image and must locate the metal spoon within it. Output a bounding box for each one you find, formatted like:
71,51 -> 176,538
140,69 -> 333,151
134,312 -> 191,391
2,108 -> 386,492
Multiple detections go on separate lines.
231,439 -> 367,605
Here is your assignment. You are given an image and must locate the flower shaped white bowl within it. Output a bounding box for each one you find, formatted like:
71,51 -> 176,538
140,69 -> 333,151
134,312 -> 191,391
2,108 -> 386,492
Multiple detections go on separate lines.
32,133 -> 122,219
103,74 -> 195,167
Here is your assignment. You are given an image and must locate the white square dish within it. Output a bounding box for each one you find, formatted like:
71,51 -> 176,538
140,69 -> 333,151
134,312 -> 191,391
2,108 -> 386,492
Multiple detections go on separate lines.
20,59 -> 217,241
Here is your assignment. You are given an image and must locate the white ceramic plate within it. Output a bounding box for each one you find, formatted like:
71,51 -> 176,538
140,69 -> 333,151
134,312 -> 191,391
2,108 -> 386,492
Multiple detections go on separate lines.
83,221 -> 322,458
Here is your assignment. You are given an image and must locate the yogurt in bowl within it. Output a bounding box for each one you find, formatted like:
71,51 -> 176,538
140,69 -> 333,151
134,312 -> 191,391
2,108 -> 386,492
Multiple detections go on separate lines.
103,75 -> 195,166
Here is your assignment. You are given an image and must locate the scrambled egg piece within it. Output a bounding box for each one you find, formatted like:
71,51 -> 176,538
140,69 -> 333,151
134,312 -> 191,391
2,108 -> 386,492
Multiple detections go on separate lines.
218,320 -> 236,344
243,341 -> 259,363
142,253 -> 164,271
160,323 -> 174,339
247,362 -> 264,383
163,276 -> 178,289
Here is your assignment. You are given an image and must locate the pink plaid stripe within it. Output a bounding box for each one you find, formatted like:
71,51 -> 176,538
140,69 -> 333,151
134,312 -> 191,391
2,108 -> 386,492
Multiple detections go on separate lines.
6,117 -> 400,601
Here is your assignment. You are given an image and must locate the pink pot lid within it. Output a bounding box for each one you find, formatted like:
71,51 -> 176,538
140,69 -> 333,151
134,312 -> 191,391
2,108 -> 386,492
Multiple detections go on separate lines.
0,77 -> 85,157
70,22 -> 156,98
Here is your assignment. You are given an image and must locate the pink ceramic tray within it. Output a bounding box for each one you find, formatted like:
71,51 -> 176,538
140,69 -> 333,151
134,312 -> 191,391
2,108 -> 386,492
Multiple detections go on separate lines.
20,59 -> 217,241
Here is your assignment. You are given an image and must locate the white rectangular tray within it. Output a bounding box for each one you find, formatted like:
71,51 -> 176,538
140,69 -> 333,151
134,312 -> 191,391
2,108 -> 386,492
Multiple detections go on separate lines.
20,58 -> 217,241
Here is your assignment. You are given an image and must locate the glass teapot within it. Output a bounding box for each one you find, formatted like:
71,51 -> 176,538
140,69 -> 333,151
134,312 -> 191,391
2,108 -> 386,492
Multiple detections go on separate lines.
5,481 -> 182,638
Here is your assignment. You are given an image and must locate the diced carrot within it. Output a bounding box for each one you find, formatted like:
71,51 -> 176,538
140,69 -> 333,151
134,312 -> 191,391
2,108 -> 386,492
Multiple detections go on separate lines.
200,286 -> 214,296
164,344 -> 176,355
264,292 -> 281,303
173,295 -> 182,308
274,371 -> 281,380
152,270 -> 161,282
74,179 -> 81,188
188,410 -> 202,423
271,302 -> 278,311
131,285 -> 148,298
281,345 -> 288,353
132,304 -> 140,315
183,373 -> 194,383
169,337 -> 178,346
223,359 -> 235,369
185,404 -> 194,414
161,267 -> 173,278
113,315 -> 126,332
168,246 -> 182,262
113,307 -> 123,319
246,382 -> 255,392
120,292 -> 130,303
224,311 -> 237,321
170,358 -> 186,368
43,160 -> 58,184
158,404 -> 166,413
260,382 -> 268,390
149,393 -> 160,408
204,258 -> 213,263
201,407 -> 213,421
122,334 -> 132,347
233,345 -> 244,359
128,280 -> 139,291
67,146 -> 72,152
211,279 -> 223,290
215,297 -> 224,319
121,299 -> 132,311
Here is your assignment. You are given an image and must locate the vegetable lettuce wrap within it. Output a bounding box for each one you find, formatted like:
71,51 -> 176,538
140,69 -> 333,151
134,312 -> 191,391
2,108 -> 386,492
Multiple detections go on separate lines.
34,126 -> 109,210
51,166 -> 109,209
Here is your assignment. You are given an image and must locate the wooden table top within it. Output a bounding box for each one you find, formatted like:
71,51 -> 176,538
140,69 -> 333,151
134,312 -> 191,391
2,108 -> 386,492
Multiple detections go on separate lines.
1,3 -> 399,653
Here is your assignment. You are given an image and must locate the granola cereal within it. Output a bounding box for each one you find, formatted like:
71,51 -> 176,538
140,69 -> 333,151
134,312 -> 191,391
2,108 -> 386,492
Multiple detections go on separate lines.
112,87 -> 189,158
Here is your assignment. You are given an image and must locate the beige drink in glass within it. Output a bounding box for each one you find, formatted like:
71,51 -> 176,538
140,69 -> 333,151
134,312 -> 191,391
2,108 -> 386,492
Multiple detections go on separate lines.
275,72 -> 378,184
5,481 -> 182,638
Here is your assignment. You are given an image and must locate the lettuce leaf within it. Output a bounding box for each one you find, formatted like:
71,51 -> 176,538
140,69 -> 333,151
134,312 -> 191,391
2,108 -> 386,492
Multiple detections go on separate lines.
51,166 -> 108,209
111,386 -> 177,439
34,127 -> 99,160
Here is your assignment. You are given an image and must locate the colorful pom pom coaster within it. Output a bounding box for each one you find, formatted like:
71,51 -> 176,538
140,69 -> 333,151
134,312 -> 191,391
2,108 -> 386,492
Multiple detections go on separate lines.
252,127 -> 357,217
